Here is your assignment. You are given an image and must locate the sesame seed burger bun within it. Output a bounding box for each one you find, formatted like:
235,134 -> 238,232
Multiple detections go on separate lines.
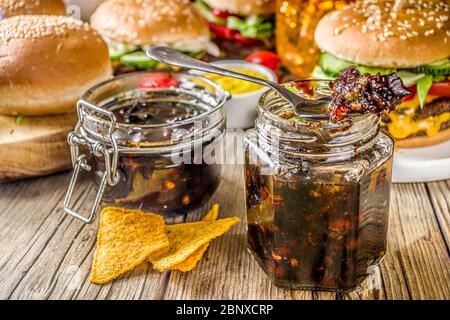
0,15 -> 112,116
0,0 -> 66,18
314,0 -> 450,68
90,0 -> 210,46
203,0 -> 275,16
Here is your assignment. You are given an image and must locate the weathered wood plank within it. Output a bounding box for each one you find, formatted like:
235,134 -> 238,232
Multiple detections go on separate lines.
426,180 -> 450,250
0,174 -> 71,299
381,183 -> 450,300
0,174 -> 168,300
0,144 -> 448,300
7,181 -> 96,299
343,266 -> 387,300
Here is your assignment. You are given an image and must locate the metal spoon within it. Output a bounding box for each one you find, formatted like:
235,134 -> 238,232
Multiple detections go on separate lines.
147,46 -> 330,119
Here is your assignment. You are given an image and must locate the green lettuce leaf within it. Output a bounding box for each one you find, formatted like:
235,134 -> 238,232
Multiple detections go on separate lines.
226,15 -> 274,40
416,75 -> 433,108
395,71 -> 426,87
194,0 -> 226,25
312,66 -> 334,80
413,59 -> 450,76
319,53 -> 395,77
120,51 -> 159,69
15,115 -> 25,125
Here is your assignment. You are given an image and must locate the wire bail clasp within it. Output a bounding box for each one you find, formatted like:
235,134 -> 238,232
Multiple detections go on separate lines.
63,100 -> 120,224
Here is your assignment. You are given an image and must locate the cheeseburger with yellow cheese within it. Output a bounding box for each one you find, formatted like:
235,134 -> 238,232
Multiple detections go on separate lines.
314,0 -> 450,148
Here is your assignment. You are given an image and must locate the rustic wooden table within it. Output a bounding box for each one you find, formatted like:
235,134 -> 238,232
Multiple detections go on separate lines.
0,144 -> 449,300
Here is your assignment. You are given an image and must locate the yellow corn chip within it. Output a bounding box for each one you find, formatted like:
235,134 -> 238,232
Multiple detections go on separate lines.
90,207 -> 169,284
170,243 -> 209,272
149,216 -> 240,271
171,204 -> 219,272
201,204 -> 219,222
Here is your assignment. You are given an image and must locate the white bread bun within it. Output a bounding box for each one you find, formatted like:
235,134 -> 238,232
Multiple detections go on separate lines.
0,0 -> 66,18
90,0 -> 210,45
203,0 -> 275,16
315,0 -> 450,68
0,15 -> 112,116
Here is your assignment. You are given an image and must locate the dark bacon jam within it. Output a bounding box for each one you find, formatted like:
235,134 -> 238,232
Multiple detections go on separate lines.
95,151 -> 222,215
329,66 -> 410,122
244,75 -> 395,291
245,155 -> 391,291
114,101 -> 202,125
90,97 -> 222,216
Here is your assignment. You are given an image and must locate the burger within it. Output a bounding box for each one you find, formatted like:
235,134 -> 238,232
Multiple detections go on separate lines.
194,0 -> 275,58
0,15 -> 112,116
0,15 -> 111,180
314,0 -> 450,148
0,0 -> 66,19
90,0 -> 220,75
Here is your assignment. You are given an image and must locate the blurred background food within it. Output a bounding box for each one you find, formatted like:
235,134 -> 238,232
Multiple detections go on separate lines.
90,0 -> 220,75
65,0 -> 104,20
0,0 -> 66,18
0,15 -> 111,181
202,60 -> 277,128
276,0 -> 355,78
314,0 -> 450,148
195,0 -> 275,58
0,0 -> 449,183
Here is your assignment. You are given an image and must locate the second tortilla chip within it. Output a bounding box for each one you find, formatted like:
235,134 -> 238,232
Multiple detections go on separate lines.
149,215 -> 240,271
171,204 -> 219,272
200,204 -> 220,222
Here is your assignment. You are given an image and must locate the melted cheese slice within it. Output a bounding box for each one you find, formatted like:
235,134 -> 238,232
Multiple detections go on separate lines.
385,95 -> 450,139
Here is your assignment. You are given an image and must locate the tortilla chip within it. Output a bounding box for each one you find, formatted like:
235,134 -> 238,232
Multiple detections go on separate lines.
149,216 -> 240,271
170,243 -> 209,272
201,204 -> 219,222
90,207 -> 169,284
171,204 -> 219,272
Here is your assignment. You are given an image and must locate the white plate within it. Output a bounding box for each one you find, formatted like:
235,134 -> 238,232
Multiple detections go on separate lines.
393,139 -> 450,183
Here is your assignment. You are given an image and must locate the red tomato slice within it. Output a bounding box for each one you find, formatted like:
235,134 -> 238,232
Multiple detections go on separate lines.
246,51 -> 281,72
209,23 -> 263,46
403,85 -> 416,101
212,8 -> 231,19
234,33 -> 263,46
429,81 -> 450,97
139,73 -> 179,89
209,23 -> 238,40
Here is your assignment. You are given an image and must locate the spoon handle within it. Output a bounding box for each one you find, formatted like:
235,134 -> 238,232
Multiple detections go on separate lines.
147,46 -> 278,90
147,46 -> 330,120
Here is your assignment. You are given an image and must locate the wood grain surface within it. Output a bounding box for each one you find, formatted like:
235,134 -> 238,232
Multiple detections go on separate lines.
0,113 -> 77,182
0,139 -> 448,300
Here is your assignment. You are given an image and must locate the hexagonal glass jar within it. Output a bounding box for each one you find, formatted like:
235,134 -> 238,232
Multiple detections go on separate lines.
244,81 -> 393,291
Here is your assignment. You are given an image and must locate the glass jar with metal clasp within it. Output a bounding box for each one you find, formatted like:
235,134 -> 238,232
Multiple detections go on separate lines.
63,71 -> 228,223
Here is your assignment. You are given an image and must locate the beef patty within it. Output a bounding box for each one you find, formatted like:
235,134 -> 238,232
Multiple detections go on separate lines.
382,97 -> 450,139
213,38 -> 273,59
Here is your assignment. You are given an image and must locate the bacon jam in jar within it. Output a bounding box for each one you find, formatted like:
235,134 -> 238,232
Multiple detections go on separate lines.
63,71 -> 227,223
244,79 -> 395,291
